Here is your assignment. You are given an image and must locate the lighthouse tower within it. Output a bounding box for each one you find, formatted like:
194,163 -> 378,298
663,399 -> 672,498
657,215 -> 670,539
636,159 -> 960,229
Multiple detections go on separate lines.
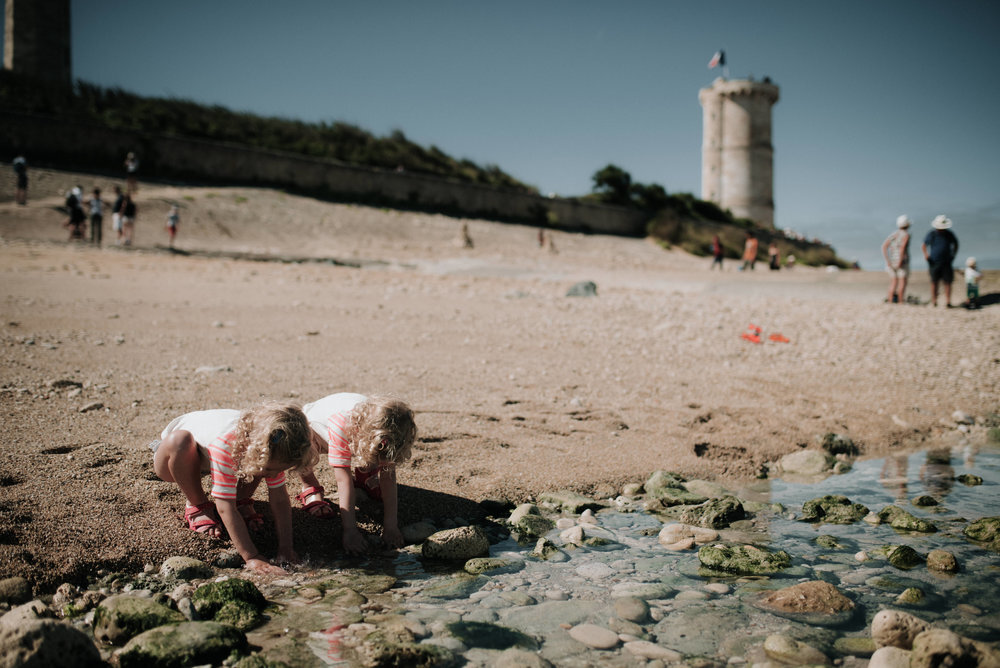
3,0 -> 71,87
699,77 -> 779,228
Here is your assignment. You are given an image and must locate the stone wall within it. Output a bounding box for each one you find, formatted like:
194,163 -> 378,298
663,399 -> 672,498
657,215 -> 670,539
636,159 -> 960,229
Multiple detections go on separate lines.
0,110 -> 647,236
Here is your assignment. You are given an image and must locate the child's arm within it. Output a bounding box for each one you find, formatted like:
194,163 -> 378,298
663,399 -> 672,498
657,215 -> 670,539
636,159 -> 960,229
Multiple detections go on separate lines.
379,465 -> 403,548
215,498 -> 287,575
267,484 -> 297,564
333,466 -> 367,554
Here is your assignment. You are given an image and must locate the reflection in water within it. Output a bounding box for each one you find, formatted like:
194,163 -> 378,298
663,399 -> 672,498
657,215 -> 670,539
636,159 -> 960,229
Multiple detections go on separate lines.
879,453 -> 909,501
920,448 -> 955,500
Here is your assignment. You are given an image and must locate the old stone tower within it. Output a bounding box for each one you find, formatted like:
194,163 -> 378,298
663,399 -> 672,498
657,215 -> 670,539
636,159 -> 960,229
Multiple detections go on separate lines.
3,0 -> 71,87
699,77 -> 779,228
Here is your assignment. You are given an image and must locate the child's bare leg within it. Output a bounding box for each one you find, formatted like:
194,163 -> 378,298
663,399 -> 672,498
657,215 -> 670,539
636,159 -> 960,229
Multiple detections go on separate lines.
153,431 -> 220,537
236,478 -> 265,530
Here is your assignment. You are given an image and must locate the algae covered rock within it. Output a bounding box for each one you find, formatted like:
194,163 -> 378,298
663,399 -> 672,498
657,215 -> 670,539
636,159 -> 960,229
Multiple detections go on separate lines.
114,620 -> 247,668
537,490 -> 603,514
191,578 -> 267,630
911,495 -> 939,507
422,525 -> 490,560
886,545 -> 924,570
678,495 -> 745,529
763,634 -> 830,665
895,587 -> 925,605
528,538 -> 564,562
643,470 -> 687,495
159,556 -> 214,581
697,543 -> 791,574
508,504 -> 556,539
956,473 -> 984,486
0,619 -> 104,668
877,505 -> 937,533
445,620 -> 538,650
800,495 -> 869,524
926,549 -> 959,573
819,432 -> 859,456
93,594 -> 185,646
464,557 -> 525,575
963,516 -> 1000,543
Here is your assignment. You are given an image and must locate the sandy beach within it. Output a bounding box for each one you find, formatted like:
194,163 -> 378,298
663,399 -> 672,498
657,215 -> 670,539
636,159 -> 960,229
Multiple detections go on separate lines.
1,168 -> 998,592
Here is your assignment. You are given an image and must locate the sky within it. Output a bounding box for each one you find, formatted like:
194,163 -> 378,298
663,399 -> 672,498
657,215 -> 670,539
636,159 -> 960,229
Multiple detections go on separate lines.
6,1 -> 1000,269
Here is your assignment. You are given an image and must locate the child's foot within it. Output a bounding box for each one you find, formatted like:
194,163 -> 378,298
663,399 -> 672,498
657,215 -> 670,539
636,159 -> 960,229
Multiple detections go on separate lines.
184,501 -> 221,538
296,485 -> 336,518
236,498 -> 265,531
354,468 -> 383,501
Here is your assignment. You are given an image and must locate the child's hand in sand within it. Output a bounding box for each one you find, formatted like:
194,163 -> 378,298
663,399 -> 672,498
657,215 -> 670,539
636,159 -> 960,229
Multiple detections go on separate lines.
342,527 -> 368,555
244,556 -> 288,575
382,525 -> 404,549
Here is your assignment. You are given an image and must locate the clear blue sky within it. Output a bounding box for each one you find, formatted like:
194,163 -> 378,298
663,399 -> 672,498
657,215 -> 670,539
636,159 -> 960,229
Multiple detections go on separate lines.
7,1 -> 999,268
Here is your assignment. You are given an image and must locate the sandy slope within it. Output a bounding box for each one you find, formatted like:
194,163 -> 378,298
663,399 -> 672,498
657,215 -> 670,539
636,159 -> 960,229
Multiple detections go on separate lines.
1,168 -> 997,591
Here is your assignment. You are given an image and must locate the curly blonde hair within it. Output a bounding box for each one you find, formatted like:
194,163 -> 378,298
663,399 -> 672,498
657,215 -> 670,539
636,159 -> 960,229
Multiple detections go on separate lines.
346,396 -> 416,469
230,402 -> 317,481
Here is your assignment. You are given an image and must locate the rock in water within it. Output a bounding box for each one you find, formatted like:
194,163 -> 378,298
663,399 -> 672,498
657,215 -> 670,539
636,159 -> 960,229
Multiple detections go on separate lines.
565,281 -> 597,297
422,526 -> 490,560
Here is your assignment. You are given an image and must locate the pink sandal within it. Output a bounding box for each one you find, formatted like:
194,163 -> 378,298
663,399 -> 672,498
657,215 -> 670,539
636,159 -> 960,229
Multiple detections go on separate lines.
236,497 -> 264,531
184,501 -> 220,535
296,485 -> 335,518
353,468 -> 383,501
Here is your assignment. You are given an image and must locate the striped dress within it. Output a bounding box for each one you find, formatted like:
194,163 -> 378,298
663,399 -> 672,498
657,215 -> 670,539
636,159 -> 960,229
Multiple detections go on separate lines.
302,393 -> 367,469
160,409 -> 287,500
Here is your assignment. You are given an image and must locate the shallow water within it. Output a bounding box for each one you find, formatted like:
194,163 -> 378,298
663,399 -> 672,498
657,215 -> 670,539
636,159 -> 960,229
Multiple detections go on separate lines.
261,442 -> 1000,665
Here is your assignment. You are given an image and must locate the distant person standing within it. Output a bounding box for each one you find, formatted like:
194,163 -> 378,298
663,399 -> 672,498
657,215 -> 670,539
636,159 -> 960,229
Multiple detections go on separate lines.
13,155 -> 27,205
768,241 -> 781,270
881,215 -> 911,304
124,152 -> 139,194
166,204 -> 179,248
110,185 -> 125,245
741,232 -> 758,271
64,187 -> 86,240
921,215 -> 958,307
710,234 -> 724,270
963,257 -> 982,310
87,187 -> 104,245
121,193 -> 137,246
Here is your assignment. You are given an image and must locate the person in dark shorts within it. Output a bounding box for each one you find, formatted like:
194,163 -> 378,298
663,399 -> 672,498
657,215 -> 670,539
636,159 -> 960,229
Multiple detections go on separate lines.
921,215 -> 959,308
13,155 -> 27,205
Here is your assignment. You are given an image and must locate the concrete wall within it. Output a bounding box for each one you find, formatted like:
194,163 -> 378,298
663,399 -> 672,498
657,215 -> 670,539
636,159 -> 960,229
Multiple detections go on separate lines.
699,78 -> 779,228
0,110 -> 648,236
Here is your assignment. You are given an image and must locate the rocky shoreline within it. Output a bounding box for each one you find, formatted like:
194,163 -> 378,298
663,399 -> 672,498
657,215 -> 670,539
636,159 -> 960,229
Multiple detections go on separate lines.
2,416 -> 998,667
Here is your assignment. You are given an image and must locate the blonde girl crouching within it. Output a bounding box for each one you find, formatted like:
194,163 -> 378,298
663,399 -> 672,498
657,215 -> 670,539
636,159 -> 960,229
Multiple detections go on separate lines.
298,393 -> 416,555
151,401 -> 318,574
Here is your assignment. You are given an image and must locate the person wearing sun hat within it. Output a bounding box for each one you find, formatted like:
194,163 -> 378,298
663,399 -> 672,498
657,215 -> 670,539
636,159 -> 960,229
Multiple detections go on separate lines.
921,214 -> 959,307
881,214 -> 912,304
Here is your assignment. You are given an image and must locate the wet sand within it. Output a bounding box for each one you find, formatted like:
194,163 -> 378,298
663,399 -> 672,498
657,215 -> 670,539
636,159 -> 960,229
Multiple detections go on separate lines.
1,169 -> 998,591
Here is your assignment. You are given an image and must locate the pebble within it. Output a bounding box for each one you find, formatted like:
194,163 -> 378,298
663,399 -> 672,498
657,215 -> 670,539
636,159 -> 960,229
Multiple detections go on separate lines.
624,640 -> 682,661
568,623 -> 619,649
79,401 -> 103,413
575,563 -> 613,579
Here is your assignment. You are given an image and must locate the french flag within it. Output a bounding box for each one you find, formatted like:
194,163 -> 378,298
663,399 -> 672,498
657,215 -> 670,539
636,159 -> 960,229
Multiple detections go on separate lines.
708,50 -> 725,69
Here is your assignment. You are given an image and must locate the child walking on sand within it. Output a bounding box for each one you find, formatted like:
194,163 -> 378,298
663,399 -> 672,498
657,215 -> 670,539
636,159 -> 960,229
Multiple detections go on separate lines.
151,401 -> 317,574
964,257 -> 982,309
296,393 -> 416,554
166,204 -> 179,248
